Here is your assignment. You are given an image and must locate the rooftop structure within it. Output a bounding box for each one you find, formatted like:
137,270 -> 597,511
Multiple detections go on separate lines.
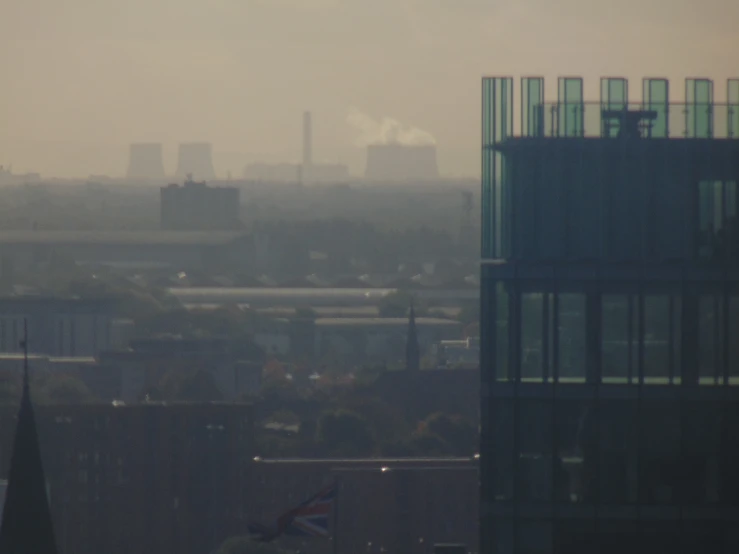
480,76 -> 739,554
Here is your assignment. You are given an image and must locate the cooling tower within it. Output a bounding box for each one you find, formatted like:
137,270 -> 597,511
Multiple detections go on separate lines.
364,143 -> 439,182
175,143 -> 216,180
126,143 -> 165,180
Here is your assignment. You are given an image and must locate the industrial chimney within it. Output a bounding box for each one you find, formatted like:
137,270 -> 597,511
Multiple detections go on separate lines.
175,143 -> 216,180
126,143 -> 165,180
302,111 -> 313,168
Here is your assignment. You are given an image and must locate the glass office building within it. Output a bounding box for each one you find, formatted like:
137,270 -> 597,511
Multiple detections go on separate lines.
480,77 -> 739,554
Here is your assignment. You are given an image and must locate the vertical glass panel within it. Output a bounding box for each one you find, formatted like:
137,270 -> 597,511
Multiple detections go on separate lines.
600,77 -> 628,138
521,77 -> 544,137
482,78 -> 496,258
598,399 -> 638,504
493,399 -> 515,501
558,77 -> 584,137
555,399 -> 595,503
482,77 -> 513,258
643,295 -> 671,383
722,403 -> 739,504
642,78 -> 669,138
516,521 -> 552,554
698,294 -> 725,384
521,293 -> 544,381
681,402 -> 721,504
496,282 -> 510,381
493,519 -> 514,554
731,294 -> 739,382
729,79 -> 739,138
602,294 -> 635,383
685,78 -> 714,138
516,400 -> 553,502
639,401 -> 681,505
558,294 -> 586,382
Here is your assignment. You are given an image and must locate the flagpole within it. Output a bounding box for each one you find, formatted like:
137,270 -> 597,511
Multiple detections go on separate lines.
332,476 -> 339,554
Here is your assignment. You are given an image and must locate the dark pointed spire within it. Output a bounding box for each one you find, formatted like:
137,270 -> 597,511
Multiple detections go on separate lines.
405,302 -> 420,371
0,320 -> 59,554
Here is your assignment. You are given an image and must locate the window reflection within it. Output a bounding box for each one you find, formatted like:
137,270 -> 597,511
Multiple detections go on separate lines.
558,294 -> 586,382
680,402 -> 721,504
639,402 -> 680,504
731,295 -> 739,381
496,283 -> 510,381
602,294 -> 635,383
642,295 -> 673,382
555,400 -> 594,503
521,293 -> 544,380
699,294 -> 725,384
516,521 -> 552,554
493,400 -> 515,501
517,401 -> 552,502
597,400 -> 638,504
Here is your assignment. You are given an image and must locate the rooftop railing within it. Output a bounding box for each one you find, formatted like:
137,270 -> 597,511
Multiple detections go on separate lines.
528,102 -> 738,139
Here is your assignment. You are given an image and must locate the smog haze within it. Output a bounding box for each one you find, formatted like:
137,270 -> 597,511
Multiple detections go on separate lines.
1,0 -> 737,177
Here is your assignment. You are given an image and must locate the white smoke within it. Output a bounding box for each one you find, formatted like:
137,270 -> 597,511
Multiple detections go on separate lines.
346,107 -> 436,146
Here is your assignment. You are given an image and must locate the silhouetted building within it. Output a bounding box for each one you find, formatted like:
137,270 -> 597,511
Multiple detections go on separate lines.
480,77 -> 739,554
0,297 -> 119,357
175,143 -> 216,180
406,304 -> 420,371
0,401 -> 253,554
160,178 -> 240,230
0,346 -> 59,554
365,144 -> 439,182
126,143 -> 165,181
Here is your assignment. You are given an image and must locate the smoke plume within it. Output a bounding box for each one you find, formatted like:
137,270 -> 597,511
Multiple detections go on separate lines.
346,107 -> 436,146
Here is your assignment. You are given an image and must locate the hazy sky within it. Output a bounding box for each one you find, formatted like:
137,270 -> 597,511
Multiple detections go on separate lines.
1,0 -> 737,178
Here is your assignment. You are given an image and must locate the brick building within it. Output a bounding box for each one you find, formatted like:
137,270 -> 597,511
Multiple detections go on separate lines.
0,401 -> 253,554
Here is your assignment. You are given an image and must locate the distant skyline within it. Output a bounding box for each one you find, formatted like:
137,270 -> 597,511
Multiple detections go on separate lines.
1,0 -> 737,178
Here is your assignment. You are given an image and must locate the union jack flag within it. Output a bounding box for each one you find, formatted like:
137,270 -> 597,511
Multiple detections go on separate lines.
249,483 -> 337,542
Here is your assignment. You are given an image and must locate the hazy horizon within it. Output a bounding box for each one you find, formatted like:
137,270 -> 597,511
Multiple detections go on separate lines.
1,0 -> 737,178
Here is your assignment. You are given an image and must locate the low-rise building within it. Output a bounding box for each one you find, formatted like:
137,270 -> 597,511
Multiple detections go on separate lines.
249,458 -> 479,554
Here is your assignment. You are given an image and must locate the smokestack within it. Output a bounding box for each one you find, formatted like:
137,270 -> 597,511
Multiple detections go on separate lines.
302,111 -> 312,167
126,143 -> 165,180
176,143 -> 216,181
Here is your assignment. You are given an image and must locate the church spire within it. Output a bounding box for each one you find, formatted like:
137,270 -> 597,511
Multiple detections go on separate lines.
405,302 -> 420,371
0,320 -> 59,554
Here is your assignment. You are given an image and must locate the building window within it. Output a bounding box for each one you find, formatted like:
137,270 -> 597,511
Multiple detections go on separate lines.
555,399 -> 595,503
643,295 -> 676,383
731,294 -> 739,382
639,401 -> 681,505
521,293 -> 544,381
516,400 -> 552,502
697,180 -> 738,261
496,283 -> 510,381
602,295 -> 636,383
492,400 -> 514,501
597,399 -> 638,504
558,294 -> 586,382
516,521 -> 552,554
680,401 -> 721,504
699,294 -> 727,384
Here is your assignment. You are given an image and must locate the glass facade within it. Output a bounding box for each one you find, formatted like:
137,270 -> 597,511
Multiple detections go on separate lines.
480,77 -> 739,554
